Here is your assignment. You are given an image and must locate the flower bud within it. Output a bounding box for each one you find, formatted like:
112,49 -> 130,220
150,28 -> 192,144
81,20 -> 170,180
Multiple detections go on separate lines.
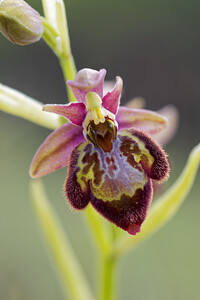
0,0 -> 43,45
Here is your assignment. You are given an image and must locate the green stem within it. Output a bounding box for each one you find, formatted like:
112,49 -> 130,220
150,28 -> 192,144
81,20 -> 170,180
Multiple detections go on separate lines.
53,0 -> 77,102
42,17 -> 61,56
84,204 -> 113,255
42,0 -> 77,102
59,53 -> 77,102
99,254 -> 118,300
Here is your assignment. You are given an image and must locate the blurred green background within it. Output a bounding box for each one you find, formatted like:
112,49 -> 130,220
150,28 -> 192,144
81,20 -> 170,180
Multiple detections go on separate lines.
0,0 -> 200,299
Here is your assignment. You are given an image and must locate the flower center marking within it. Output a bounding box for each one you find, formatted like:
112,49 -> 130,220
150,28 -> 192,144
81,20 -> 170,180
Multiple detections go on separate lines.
83,91 -> 117,151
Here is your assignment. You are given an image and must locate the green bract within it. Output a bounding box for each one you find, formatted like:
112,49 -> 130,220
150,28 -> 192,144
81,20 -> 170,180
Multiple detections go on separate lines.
0,0 -> 43,45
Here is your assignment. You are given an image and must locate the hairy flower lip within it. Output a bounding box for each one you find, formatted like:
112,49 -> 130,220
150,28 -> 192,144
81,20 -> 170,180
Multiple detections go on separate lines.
65,128 -> 169,234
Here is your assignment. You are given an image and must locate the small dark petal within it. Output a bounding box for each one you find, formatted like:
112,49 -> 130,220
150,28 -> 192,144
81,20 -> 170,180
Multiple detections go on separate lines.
65,145 -> 90,209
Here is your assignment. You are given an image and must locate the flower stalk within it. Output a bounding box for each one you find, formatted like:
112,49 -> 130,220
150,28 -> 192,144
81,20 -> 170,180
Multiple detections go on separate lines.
99,253 -> 117,300
41,0 -> 77,102
84,205 -> 113,255
42,17 -> 62,56
59,53 -> 77,101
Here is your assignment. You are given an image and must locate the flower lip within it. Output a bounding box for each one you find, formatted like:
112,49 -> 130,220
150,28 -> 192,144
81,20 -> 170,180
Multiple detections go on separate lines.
65,128 -> 169,234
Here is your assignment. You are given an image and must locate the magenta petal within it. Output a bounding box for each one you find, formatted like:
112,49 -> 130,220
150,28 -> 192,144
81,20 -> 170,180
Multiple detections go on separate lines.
43,103 -> 86,126
29,123 -> 84,178
116,107 -> 168,134
67,68 -> 107,103
102,76 -> 123,115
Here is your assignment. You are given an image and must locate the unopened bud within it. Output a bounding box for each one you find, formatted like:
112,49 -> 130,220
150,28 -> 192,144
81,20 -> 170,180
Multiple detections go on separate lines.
0,0 -> 43,45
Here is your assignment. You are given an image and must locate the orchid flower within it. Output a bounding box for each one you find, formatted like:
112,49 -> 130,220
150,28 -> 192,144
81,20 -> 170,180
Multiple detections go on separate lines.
30,68 -> 169,235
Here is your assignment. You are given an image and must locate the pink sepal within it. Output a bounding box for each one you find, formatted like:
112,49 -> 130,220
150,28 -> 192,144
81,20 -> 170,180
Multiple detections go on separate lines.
43,102 -> 86,126
29,123 -> 85,178
152,105 -> 179,145
116,107 -> 168,134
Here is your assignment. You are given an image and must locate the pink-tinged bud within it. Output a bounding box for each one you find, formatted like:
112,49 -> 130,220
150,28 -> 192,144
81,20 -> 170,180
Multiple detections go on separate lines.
0,0 -> 43,45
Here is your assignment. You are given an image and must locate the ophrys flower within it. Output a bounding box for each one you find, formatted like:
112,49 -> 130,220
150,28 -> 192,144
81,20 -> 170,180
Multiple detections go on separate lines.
30,68 -> 169,235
